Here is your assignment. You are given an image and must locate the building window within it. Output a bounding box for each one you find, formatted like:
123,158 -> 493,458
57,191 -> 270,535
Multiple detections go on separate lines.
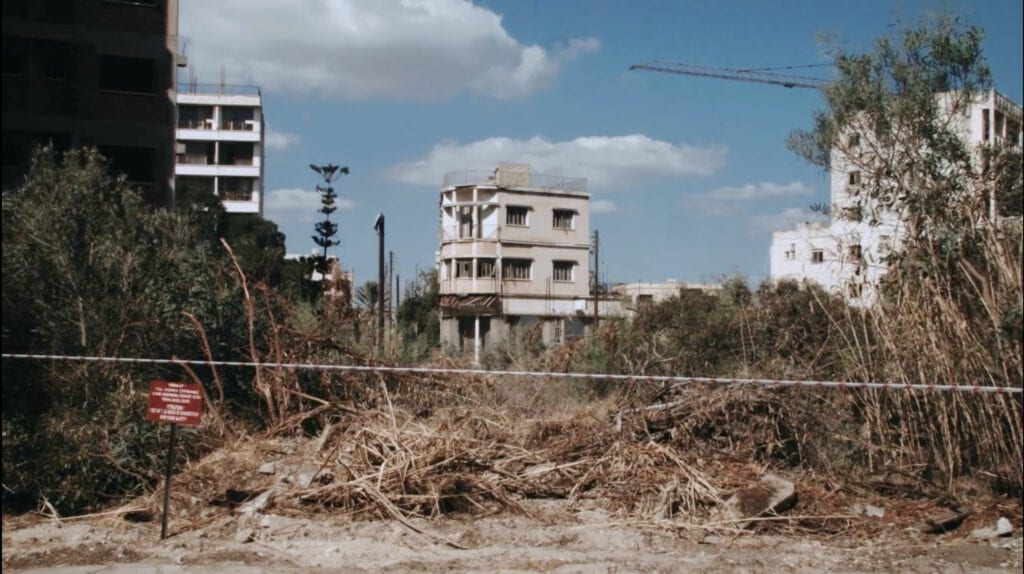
41,42 -> 71,80
811,249 -> 824,264
784,243 -> 795,260
553,261 -> 574,282
848,133 -> 860,148
849,244 -> 862,261
637,294 -> 654,306
221,106 -> 255,131
477,258 -> 496,278
178,105 -> 213,129
552,209 -> 574,230
982,108 -> 990,142
100,145 -> 154,183
220,177 -> 255,201
503,258 -> 532,280
506,206 -> 528,226
454,259 -> 472,278
99,55 -> 155,94
848,171 -> 861,186
219,142 -> 254,166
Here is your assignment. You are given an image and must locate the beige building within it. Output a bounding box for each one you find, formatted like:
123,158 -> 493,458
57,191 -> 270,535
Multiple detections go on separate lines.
613,280 -> 721,314
438,164 -> 618,361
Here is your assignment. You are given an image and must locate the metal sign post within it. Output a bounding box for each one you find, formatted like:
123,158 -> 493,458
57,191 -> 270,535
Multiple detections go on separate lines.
160,423 -> 178,540
146,380 -> 203,540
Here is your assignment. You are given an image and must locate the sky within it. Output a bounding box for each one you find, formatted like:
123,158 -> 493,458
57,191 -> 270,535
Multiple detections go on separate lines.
178,0 -> 1024,288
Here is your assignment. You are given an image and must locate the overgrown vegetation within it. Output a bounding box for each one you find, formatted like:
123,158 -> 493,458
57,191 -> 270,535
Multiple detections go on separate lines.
2,14 -> 1021,519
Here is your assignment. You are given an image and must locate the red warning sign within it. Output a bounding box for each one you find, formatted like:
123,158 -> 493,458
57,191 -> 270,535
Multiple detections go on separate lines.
147,381 -> 203,426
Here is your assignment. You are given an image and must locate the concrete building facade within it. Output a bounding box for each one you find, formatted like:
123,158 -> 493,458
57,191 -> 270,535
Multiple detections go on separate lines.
613,280 -> 722,315
438,164 -> 618,361
2,0 -> 181,205
770,90 -> 1022,304
174,84 -> 264,215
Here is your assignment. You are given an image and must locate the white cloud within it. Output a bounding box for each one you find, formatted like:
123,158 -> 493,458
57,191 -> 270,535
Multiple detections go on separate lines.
747,208 -> 828,235
264,126 -> 301,151
265,188 -> 356,222
686,180 -> 815,215
388,134 -> 727,191
180,0 -> 599,101
705,181 -> 814,201
590,199 -> 621,214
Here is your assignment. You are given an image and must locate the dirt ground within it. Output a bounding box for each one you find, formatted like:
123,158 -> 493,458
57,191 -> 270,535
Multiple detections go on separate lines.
4,499 -> 1022,574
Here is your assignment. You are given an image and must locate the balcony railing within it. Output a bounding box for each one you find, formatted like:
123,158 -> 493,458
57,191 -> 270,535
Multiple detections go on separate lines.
178,118 -> 214,130
221,189 -> 255,202
177,154 -> 212,165
220,119 -> 256,131
177,82 -> 262,97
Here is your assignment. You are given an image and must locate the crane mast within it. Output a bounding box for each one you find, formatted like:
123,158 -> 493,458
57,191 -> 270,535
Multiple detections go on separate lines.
630,62 -> 829,90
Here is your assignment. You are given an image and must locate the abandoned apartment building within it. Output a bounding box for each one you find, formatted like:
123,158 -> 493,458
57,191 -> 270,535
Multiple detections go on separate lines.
770,89 -> 1022,304
438,163 -> 619,360
174,82 -> 265,215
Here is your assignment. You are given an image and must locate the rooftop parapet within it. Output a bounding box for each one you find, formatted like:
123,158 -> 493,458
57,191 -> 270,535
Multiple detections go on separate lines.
443,167 -> 587,194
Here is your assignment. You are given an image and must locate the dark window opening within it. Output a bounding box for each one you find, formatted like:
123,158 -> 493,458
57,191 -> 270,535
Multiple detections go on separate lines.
3,39 -> 28,76
41,42 -> 71,80
100,145 -> 154,183
811,249 -> 824,264
455,258 -> 472,278
219,142 -> 254,166
478,258 -> 496,278
553,209 -> 574,230
221,106 -> 255,131
503,258 -> 531,280
178,105 -> 213,129
219,177 -> 255,201
553,261 -> 574,282
506,206 -> 528,226
99,55 -> 155,94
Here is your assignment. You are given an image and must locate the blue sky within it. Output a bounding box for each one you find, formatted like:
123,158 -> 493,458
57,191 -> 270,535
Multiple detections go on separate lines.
179,0 -> 1023,287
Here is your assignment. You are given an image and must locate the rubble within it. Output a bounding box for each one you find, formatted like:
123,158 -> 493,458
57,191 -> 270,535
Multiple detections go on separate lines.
722,474 -> 796,527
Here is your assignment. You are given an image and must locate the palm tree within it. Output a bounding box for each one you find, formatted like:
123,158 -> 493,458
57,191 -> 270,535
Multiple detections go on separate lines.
354,281 -> 379,314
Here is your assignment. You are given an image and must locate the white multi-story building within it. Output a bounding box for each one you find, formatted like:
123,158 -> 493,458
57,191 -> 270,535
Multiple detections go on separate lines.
174,85 -> 264,214
438,163 -> 620,360
770,90 -> 1022,304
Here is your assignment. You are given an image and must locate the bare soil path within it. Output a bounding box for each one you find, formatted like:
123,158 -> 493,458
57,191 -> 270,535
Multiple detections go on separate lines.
5,501 -> 1021,573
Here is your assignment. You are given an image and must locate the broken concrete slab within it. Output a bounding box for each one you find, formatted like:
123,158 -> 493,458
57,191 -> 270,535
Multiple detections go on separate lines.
234,528 -> 254,543
722,473 -> 796,527
237,487 -> 277,515
258,462 -> 276,475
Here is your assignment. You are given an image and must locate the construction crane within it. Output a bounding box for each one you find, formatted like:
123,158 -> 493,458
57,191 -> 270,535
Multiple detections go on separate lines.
629,62 -> 830,90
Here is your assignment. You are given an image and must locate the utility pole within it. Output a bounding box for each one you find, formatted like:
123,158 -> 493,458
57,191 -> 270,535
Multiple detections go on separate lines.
388,250 -> 395,339
374,213 -> 385,351
592,230 -> 600,329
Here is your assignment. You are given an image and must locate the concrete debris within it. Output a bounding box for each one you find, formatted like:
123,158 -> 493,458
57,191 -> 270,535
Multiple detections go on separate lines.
233,528 -> 254,543
972,517 -> 1013,539
258,462 -> 275,475
722,473 -> 796,528
996,517 -> 1013,536
237,487 -> 277,515
864,505 -> 885,518
295,467 -> 319,489
923,509 -> 969,533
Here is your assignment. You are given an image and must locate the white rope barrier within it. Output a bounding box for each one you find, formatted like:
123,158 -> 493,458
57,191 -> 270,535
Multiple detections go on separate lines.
3,353 -> 1021,395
